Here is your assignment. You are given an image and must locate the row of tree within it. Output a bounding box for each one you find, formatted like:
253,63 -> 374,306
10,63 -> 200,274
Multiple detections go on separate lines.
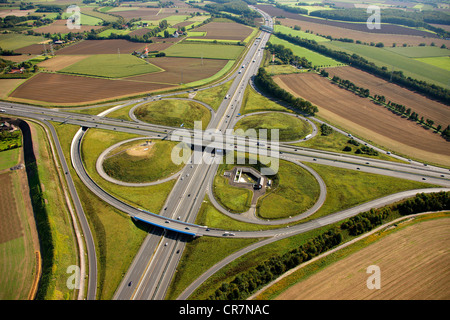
274,32 -> 450,105
330,75 -> 370,97
266,42 -> 311,68
327,73 -> 448,138
209,191 -> 450,299
254,67 -> 318,116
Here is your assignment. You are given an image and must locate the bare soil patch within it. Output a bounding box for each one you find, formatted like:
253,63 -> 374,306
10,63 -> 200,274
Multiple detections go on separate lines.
276,218 -> 450,300
55,39 -> 147,55
274,73 -> 450,165
324,66 -> 450,128
8,73 -> 175,105
190,22 -> 253,41
37,55 -> 89,72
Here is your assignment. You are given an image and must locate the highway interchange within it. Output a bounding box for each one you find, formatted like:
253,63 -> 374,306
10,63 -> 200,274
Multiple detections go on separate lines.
1,6 -> 449,301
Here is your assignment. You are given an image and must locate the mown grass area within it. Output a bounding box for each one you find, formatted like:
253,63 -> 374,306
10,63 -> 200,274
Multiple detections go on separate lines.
60,54 -> 162,78
322,41 -> 450,88
0,148 -> 20,170
270,35 -> 344,67
134,99 -> 211,130
234,112 -> 312,142
0,33 -> 46,51
415,56 -> 450,71
193,78 -> 234,111
240,85 -> 290,115
257,160 -> 320,220
304,162 -> 438,220
102,140 -> 184,183
163,42 -> 244,60
213,166 -> 253,213
274,25 -> 329,42
52,123 -> 163,299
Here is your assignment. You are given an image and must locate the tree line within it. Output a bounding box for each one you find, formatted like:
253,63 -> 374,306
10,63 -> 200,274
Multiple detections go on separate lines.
208,191 -> 450,300
254,67 -> 318,116
266,42 -> 312,68
274,32 -> 450,105
309,8 -> 450,38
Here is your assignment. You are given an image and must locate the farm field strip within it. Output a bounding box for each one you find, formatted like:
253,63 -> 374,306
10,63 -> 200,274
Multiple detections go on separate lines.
269,35 -> 344,67
256,4 -> 437,37
274,72 -> 450,166
323,66 -> 450,128
163,42 -> 244,60
274,217 -> 450,300
279,17 -> 450,48
322,41 -> 450,88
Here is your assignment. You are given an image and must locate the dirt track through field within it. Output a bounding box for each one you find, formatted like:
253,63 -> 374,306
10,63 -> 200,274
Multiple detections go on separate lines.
274,73 -> 450,165
276,218 -> 450,300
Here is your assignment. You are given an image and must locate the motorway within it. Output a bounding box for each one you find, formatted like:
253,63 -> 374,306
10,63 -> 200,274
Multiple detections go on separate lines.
1,6 -> 449,300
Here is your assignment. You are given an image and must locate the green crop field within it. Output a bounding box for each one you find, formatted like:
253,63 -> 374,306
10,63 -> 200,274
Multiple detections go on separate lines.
0,33 -> 46,51
274,25 -> 329,42
134,99 -> 211,130
415,56 -> 450,71
384,45 -> 450,58
60,54 -> 162,78
102,140 -> 183,183
163,42 -> 244,60
270,35 -> 344,67
322,41 -> 450,88
234,112 -> 312,142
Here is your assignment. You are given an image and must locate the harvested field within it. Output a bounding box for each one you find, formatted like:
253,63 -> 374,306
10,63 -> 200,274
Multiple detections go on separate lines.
256,4 -> 437,37
55,39 -> 147,55
33,19 -> 102,34
9,73 -> 175,105
37,55 -> 89,72
279,17 -> 450,48
274,73 -> 450,166
112,8 -> 170,21
275,218 -> 450,300
0,172 -> 23,244
190,21 -> 253,41
127,57 -> 229,85
324,66 -> 450,128
15,43 -> 48,55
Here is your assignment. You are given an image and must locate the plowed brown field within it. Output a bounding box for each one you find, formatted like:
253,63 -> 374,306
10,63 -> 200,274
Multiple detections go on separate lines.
324,66 -> 450,128
276,217 -> 450,300
274,73 -> 450,165
55,39 -> 147,55
190,22 -> 253,41
126,57 -> 228,85
9,73 -> 175,105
